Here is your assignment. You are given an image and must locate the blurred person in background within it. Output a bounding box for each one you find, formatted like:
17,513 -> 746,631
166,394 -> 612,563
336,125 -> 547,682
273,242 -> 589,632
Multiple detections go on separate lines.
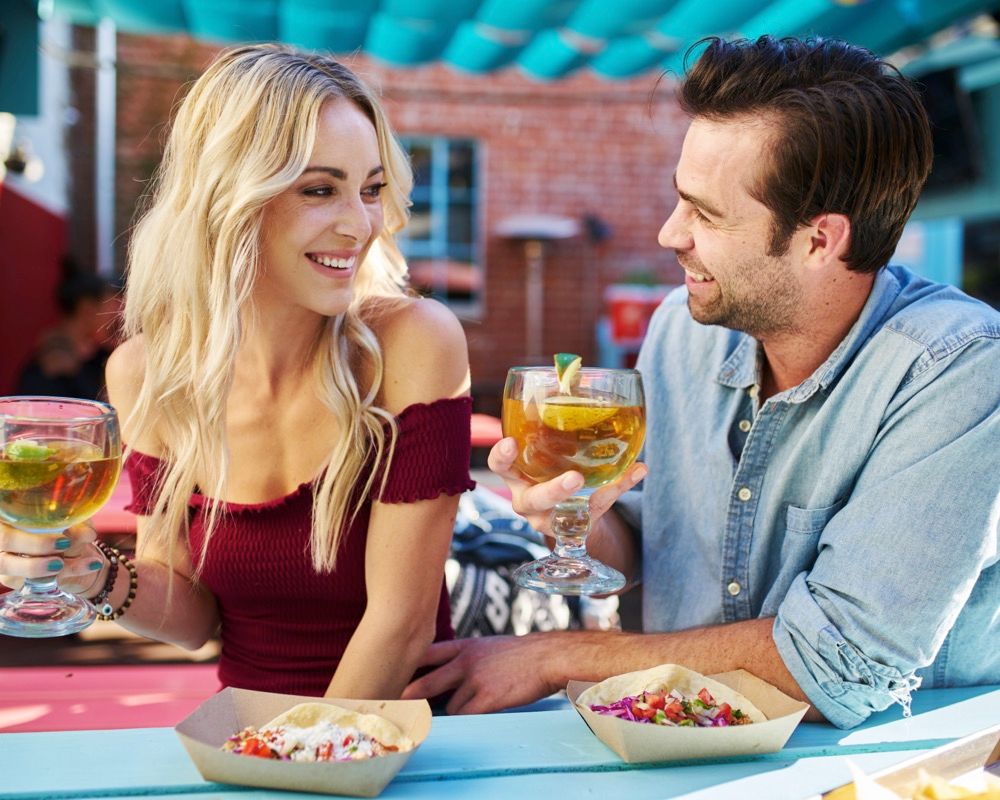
16,258 -> 123,401
0,43 -> 473,701
405,35 -> 1000,728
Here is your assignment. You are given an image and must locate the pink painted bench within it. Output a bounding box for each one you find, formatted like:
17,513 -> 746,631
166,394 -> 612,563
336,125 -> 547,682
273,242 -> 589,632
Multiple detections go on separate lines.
0,664 -> 219,732
471,412 -> 503,448
90,471 -> 136,536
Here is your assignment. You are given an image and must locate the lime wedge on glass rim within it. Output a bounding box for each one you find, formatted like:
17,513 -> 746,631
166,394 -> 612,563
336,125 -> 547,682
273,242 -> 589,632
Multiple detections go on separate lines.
554,352 -> 582,395
0,439 -> 61,491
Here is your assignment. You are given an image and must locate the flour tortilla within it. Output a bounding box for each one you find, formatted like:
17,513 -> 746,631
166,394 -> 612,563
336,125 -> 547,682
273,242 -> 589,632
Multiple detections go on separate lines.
576,664 -> 768,723
263,703 -> 414,751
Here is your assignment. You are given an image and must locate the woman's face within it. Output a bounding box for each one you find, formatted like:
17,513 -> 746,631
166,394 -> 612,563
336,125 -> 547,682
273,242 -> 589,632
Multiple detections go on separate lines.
257,98 -> 385,320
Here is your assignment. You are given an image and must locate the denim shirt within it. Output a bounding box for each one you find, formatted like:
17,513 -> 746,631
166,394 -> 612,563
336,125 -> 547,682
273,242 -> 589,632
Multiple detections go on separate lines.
616,264 -> 1000,729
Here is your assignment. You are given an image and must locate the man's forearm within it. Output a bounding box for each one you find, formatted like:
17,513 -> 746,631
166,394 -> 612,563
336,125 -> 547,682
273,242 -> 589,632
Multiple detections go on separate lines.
585,507 -> 640,582
545,617 -> 826,722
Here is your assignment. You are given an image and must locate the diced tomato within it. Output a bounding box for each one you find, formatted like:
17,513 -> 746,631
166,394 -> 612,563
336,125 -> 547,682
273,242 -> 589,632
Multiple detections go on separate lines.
243,738 -> 273,758
342,735 -> 353,747
317,742 -> 333,761
646,693 -> 666,710
717,703 -> 733,723
698,688 -> 716,706
664,700 -> 685,722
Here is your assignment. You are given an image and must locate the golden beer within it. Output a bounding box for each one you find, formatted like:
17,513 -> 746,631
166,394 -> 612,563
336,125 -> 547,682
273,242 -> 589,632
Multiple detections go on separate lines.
0,439 -> 121,532
502,395 -> 645,489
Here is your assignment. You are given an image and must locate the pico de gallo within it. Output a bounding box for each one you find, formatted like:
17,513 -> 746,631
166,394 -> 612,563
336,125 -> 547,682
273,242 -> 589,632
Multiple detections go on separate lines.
589,686 -> 754,727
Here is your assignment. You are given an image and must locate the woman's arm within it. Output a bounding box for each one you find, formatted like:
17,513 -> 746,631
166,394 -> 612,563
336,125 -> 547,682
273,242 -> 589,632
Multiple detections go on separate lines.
90,516 -> 220,650
100,338 -> 221,650
324,298 -> 470,698
325,493 -> 460,698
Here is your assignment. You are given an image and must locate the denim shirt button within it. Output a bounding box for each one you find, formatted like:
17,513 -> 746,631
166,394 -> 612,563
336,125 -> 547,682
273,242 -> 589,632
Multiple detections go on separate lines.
748,385 -> 760,398
737,487 -> 752,501
727,581 -> 742,596
738,419 -> 752,432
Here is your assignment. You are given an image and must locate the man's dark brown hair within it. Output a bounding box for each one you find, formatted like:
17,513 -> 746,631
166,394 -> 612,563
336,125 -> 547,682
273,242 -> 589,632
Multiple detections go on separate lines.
678,36 -> 933,273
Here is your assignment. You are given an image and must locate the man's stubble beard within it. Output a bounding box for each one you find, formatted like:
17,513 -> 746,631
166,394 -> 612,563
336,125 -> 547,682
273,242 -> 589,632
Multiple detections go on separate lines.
682,253 -> 805,339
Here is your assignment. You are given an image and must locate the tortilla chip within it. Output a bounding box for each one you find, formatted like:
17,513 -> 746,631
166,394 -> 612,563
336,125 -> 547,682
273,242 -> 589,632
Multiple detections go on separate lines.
263,703 -> 414,752
576,664 -> 768,724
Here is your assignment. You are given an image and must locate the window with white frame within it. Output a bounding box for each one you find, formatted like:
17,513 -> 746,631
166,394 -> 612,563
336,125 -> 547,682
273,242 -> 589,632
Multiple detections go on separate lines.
398,137 -> 481,314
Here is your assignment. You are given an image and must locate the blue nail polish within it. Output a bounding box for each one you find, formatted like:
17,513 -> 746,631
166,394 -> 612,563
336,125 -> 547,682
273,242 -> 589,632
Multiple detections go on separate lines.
47,560 -> 64,572
88,560 -> 103,571
54,538 -> 72,551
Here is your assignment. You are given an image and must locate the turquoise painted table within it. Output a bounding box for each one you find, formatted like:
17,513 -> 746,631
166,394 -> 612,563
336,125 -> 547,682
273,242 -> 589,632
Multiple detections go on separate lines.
1,685 -> 997,800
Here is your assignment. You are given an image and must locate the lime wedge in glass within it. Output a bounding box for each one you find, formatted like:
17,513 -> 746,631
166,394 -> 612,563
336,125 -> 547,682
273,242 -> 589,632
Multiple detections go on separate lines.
0,440 -> 61,491
540,396 -> 618,432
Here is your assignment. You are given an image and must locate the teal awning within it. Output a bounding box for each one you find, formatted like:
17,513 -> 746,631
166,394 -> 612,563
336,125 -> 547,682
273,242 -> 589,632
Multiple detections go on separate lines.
2,1 -> 41,115
40,0 -> 1000,81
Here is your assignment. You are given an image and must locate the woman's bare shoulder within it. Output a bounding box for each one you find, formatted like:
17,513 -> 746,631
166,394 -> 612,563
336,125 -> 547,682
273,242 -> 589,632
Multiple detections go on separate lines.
106,336 -> 145,394
105,336 -> 159,450
370,298 -> 470,414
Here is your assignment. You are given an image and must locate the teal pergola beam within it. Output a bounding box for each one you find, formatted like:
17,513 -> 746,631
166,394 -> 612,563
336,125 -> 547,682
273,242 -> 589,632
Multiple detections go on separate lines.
35,0 -> 1000,81
475,0 -> 581,32
655,0 -> 773,75
567,0 -> 677,40
94,0 -> 187,34
444,21 -> 529,73
278,0 -> 376,53
183,0 -> 278,43
516,28 -> 594,80
365,0 -> 480,65
590,33 -> 679,79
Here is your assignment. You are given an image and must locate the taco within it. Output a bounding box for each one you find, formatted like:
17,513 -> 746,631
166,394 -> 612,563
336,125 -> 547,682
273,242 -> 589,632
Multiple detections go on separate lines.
222,702 -> 414,762
577,664 -> 767,728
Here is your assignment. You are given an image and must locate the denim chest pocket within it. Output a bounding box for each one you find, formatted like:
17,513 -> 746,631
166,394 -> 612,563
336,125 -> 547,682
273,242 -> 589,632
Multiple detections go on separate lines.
762,499 -> 846,616
780,499 -> 846,568
785,499 -> 846,535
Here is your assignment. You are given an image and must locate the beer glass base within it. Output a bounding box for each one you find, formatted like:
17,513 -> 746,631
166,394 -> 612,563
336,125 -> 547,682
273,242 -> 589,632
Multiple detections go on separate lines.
0,588 -> 96,638
513,555 -> 626,596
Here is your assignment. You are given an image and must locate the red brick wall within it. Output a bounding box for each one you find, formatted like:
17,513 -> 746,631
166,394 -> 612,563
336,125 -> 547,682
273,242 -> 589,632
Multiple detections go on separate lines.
87,33 -> 688,408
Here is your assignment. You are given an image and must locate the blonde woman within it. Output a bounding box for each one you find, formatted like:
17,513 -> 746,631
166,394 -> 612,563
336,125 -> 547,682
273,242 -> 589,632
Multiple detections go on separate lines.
0,44 -> 473,699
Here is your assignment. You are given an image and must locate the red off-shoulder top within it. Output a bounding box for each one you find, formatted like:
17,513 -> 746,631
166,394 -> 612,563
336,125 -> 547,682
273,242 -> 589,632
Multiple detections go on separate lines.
124,396 -> 475,696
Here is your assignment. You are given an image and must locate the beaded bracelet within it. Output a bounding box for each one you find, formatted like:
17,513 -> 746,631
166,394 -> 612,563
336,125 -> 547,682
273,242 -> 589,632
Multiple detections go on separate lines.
92,540 -> 138,621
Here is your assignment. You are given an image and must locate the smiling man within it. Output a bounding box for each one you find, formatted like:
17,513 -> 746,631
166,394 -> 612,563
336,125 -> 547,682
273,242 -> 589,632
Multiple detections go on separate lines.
404,36 -> 1000,729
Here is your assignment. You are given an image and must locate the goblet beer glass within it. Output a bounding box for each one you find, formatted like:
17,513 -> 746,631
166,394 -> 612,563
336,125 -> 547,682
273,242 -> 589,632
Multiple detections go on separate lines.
0,397 -> 122,637
502,367 -> 645,594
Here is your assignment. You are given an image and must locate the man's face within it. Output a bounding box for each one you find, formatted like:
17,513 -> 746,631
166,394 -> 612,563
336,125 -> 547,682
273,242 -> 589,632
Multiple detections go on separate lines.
658,117 -> 804,338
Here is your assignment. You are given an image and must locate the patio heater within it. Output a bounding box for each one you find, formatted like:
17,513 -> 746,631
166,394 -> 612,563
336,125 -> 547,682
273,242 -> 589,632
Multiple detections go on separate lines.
496,214 -> 580,364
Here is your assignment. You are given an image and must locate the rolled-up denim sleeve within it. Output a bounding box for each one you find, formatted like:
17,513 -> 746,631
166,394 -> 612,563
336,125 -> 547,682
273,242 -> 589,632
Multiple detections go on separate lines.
774,578 -> 924,729
773,334 -> 1000,729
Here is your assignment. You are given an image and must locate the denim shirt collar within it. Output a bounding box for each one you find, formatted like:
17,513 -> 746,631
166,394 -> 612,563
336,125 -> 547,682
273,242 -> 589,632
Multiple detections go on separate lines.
715,266 -> 904,402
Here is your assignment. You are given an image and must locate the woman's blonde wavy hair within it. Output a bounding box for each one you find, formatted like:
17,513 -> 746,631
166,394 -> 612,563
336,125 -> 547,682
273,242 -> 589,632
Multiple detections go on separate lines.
123,43 -> 412,573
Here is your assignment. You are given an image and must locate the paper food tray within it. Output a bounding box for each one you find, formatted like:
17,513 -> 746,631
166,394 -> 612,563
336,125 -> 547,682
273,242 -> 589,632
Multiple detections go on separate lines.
822,724 -> 1000,800
175,687 -> 431,797
567,667 -> 809,764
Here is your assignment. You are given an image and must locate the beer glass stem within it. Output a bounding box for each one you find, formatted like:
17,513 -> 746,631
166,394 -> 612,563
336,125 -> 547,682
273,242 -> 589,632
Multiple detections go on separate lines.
552,496 -> 591,560
23,576 -> 59,594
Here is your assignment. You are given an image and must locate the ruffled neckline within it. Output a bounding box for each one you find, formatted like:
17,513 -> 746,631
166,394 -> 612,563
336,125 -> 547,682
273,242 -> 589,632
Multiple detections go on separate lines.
126,395 -> 472,514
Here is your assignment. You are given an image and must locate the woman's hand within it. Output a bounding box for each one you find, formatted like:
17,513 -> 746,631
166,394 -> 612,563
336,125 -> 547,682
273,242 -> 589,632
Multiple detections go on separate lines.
487,437 -> 647,537
0,521 -> 107,596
